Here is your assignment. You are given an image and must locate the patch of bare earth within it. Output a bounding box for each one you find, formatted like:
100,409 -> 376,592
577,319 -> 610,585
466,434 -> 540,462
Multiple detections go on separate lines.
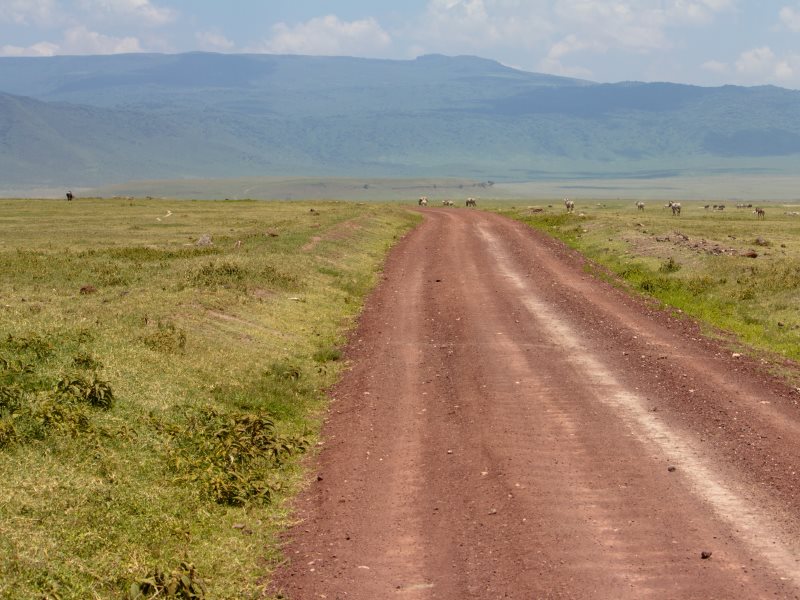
272,209 -> 800,599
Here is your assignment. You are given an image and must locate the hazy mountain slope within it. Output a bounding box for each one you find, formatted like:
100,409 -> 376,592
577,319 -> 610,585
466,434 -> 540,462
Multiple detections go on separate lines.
0,52 -> 798,187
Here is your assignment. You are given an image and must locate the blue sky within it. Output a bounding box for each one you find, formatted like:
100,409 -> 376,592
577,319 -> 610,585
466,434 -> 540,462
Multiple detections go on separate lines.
1,1 -> 799,88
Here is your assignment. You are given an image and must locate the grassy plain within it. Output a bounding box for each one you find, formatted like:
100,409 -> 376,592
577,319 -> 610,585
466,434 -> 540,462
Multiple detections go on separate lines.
81,173 -> 800,202
0,198 -> 419,599
497,198 -> 800,369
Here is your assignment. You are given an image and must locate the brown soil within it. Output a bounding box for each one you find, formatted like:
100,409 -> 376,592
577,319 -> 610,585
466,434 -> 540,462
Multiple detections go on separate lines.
272,208 -> 800,599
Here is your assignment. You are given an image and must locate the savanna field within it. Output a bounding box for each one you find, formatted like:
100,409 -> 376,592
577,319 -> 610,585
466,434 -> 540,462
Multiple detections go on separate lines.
0,198 -> 418,599
1,195 -> 799,599
499,199 -> 800,365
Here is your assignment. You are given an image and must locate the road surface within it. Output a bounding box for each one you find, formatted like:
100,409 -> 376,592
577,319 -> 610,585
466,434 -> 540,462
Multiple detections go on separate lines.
273,208 -> 800,599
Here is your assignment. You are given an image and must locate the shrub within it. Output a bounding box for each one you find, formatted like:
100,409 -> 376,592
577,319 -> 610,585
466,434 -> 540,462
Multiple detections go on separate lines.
190,261 -> 246,288
55,373 -> 115,409
128,562 -> 206,599
658,257 -> 681,273
142,322 -> 187,354
162,407 -> 309,506
312,347 -> 341,363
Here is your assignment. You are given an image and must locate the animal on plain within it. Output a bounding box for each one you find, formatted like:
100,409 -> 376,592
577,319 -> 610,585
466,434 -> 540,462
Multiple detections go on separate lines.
466,197 -> 476,207
442,199 -> 454,207
564,198 -> 575,213
66,191 -> 73,201
754,208 -> 766,219
636,201 -> 645,211
418,196 -> 428,206
666,201 -> 681,216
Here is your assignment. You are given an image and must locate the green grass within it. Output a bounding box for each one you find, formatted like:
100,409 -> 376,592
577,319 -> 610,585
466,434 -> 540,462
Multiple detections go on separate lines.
498,199 -> 800,368
0,197 -> 419,599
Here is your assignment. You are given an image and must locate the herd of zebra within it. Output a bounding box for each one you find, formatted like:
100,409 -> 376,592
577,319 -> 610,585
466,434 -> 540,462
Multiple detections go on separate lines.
417,196 -> 476,207
417,195 -> 769,219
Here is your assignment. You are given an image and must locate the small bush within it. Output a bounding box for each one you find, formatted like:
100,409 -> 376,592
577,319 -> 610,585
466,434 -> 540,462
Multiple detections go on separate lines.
190,261 -> 246,288
659,257 -> 681,273
55,374 -> 115,409
72,353 -> 104,370
163,407 -> 309,506
312,347 -> 341,363
142,322 -> 187,354
129,562 -> 206,599
31,397 -> 91,435
686,275 -> 716,296
267,361 -> 302,382
0,413 -> 18,448
2,333 -> 54,361
261,264 -> 301,290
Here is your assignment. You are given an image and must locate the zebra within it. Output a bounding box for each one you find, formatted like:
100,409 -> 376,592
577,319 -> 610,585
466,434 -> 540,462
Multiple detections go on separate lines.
666,201 -> 681,216
564,198 -> 575,213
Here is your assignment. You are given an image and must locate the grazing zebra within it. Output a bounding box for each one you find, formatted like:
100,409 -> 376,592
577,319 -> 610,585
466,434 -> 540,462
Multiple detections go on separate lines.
466,197 -> 476,207
564,198 -> 575,213
636,201 -> 645,211
418,196 -> 428,206
66,191 -> 73,201
666,201 -> 681,216
442,199 -> 454,206
754,207 -> 766,219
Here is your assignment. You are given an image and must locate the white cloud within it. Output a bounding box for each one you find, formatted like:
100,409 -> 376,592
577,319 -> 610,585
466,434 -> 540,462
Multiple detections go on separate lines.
254,15 -> 392,56
665,0 -> 734,24
736,46 -> 776,75
77,0 -> 176,26
196,31 -> 235,52
552,0 -> 733,52
0,0 -> 57,25
538,34 -> 598,77
412,0 -> 553,52
701,59 -> 729,73
64,25 -> 143,53
780,5 -> 800,32
735,46 -> 798,84
0,42 -> 59,57
0,26 -> 143,56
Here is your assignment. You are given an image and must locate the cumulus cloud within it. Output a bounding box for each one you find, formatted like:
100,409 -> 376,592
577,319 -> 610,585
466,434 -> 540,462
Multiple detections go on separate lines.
407,0 -> 735,78
196,31 -> 235,52
77,0 -> 176,26
538,34 -> 598,77
0,42 -> 59,57
552,0 -> 733,52
253,15 -> 392,56
412,0 -> 553,52
0,0 -> 57,25
701,59 -> 730,74
64,25 -> 143,53
0,26 -> 142,56
780,5 -> 800,32
736,46 -> 797,84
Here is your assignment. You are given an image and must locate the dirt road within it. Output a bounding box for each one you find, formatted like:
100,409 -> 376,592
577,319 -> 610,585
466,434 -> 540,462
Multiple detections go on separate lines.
273,209 -> 800,599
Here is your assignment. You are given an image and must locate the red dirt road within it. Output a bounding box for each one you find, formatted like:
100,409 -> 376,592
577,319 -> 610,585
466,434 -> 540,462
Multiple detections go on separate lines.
273,209 -> 800,599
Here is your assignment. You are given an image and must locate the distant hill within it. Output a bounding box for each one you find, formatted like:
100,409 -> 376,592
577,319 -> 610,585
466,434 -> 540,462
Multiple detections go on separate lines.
0,52 -> 798,188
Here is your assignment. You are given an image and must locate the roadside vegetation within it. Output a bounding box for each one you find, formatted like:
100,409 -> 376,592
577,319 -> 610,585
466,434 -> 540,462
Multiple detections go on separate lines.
0,197 -> 418,599
499,199 -> 800,367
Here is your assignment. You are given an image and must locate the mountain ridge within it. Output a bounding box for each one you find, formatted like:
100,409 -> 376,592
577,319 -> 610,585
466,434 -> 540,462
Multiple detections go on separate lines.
0,52 -> 798,187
